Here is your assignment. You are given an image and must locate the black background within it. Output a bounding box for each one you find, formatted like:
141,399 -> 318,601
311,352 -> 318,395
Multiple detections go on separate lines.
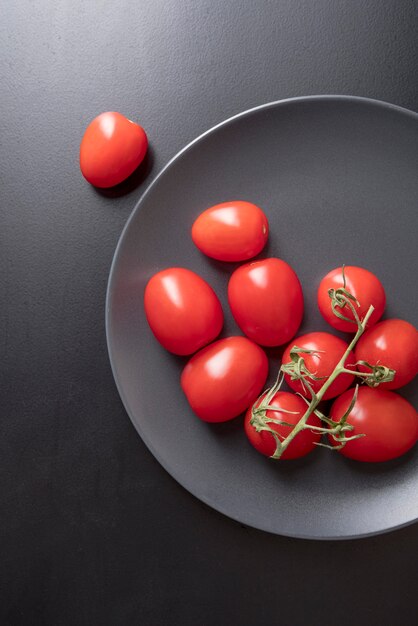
2,2 -> 418,625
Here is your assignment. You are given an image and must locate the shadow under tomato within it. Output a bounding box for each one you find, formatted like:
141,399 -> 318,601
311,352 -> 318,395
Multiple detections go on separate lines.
338,444 -> 417,475
206,413 -> 245,437
204,237 -> 275,276
205,257 -> 241,275
263,344 -> 286,366
93,148 -> 154,198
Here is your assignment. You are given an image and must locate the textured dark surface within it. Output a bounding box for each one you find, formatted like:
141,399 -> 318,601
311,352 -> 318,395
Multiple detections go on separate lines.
1,1 -> 418,624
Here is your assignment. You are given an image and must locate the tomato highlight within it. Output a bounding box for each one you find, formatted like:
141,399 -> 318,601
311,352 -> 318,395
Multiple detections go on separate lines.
80,112 -> 148,188
144,268 -> 223,355
192,200 -> 269,262
245,391 -> 322,459
329,387 -> 418,462
228,258 -> 304,347
181,336 -> 268,422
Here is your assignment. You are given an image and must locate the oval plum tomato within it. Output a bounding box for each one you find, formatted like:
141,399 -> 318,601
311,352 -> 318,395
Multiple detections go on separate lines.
228,258 -> 304,346
144,268 -> 223,355
355,319 -> 418,390
282,332 -> 356,400
244,391 -> 322,459
329,387 -> 418,462
317,266 -> 385,333
191,201 -> 269,262
181,336 -> 268,422
80,112 -> 148,188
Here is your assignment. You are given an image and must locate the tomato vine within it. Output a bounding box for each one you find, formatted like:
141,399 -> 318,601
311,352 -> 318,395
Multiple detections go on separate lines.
250,280 -> 396,459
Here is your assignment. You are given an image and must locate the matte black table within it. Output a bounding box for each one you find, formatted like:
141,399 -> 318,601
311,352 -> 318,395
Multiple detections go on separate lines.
2,2 -> 417,624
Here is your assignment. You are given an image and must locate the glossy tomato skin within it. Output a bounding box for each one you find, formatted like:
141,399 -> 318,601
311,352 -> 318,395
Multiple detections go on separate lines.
80,112 -> 148,188
191,201 -> 269,262
144,268 -> 223,355
181,336 -> 268,422
282,332 -> 356,400
329,387 -> 418,462
228,258 -> 304,347
355,319 -> 418,390
244,391 -> 321,459
317,266 -> 386,333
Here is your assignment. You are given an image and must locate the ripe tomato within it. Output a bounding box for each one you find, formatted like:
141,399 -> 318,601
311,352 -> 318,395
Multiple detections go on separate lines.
80,112 -> 148,188
282,332 -> 356,400
144,268 -> 223,355
228,258 -> 303,346
354,319 -> 418,390
329,387 -> 418,462
317,266 -> 385,332
244,391 -> 322,459
181,336 -> 268,422
191,201 -> 269,262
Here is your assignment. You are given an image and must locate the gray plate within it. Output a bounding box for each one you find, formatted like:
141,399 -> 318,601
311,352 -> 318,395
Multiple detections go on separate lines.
106,96 -> 418,539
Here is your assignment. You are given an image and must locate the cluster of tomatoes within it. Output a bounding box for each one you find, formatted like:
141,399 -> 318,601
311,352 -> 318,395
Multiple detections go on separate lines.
144,200 -> 418,463
78,114 -> 417,464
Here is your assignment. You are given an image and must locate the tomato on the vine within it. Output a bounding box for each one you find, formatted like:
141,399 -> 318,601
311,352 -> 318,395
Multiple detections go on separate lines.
329,387 -> 418,462
228,258 -> 304,346
317,266 -> 385,333
191,201 -> 269,262
80,112 -> 148,188
355,319 -> 418,390
181,336 -> 268,422
144,268 -> 223,355
244,391 -> 321,459
282,332 -> 356,400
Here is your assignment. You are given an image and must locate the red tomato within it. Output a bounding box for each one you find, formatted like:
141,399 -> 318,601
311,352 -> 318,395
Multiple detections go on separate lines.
317,266 -> 385,333
191,201 -> 269,262
80,112 -> 148,188
244,391 -> 322,459
282,332 -> 356,400
329,387 -> 418,462
355,319 -> 418,390
144,268 -> 223,355
181,336 -> 268,422
228,258 -> 304,346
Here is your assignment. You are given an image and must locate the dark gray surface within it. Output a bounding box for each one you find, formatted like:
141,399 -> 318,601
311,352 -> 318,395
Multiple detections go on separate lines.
2,1 -> 418,624
107,96 -> 418,539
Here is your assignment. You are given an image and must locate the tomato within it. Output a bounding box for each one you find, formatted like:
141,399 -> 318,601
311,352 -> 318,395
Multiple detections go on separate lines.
354,319 -> 418,390
329,387 -> 418,462
181,336 -> 268,422
282,332 -> 356,400
144,268 -> 223,355
191,201 -> 269,262
228,258 -> 304,346
244,391 -> 322,459
317,266 -> 385,332
80,112 -> 148,188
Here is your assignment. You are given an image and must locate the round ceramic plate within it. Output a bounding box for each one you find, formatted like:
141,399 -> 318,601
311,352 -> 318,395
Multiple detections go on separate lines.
106,96 -> 418,539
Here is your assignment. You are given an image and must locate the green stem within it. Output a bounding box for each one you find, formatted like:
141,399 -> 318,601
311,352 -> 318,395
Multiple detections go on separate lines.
271,305 -> 375,459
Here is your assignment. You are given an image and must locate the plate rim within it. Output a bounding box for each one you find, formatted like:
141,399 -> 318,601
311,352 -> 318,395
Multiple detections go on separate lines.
105,94 -> 418,540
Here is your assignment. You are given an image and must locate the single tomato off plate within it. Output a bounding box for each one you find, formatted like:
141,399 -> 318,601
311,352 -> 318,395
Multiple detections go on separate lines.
80,111 -> 148,188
